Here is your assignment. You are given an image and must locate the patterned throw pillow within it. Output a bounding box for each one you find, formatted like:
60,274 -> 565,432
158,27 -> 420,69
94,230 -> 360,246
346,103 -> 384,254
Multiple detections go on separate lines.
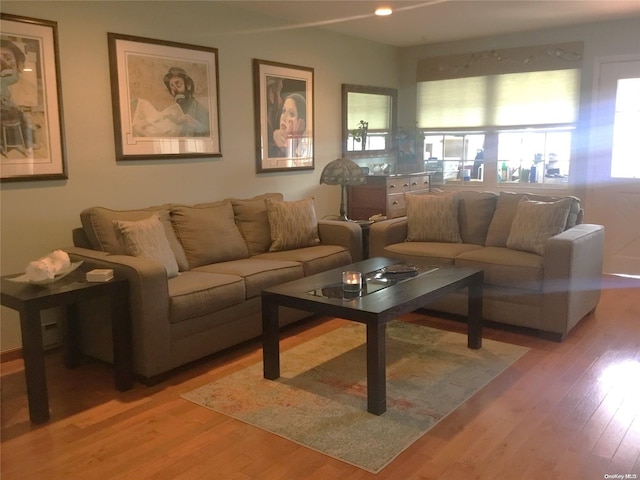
405,193 -> 462,243
266,198 -> 321,252
506,198 -> 573,255
113,214 -> 179,278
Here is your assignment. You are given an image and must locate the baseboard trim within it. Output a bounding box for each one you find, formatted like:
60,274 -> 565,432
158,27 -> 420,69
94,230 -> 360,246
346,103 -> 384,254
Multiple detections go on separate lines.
1,348 -> 23,363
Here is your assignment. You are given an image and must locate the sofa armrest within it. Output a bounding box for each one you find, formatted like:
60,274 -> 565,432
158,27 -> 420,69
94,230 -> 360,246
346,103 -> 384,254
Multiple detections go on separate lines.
369,217 -> 408,258
64,246 -> 172,377
542,224 -> 605,338
317,220 -> 363,262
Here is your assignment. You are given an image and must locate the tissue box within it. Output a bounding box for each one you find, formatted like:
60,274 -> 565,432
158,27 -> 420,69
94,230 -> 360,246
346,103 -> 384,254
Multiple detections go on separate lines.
86,269 -> 114,282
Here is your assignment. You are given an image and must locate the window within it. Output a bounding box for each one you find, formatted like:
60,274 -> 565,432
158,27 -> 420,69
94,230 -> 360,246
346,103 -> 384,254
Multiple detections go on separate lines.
343,87 -> 396,155
611,77 -> 640,179
416,43 -> 583,186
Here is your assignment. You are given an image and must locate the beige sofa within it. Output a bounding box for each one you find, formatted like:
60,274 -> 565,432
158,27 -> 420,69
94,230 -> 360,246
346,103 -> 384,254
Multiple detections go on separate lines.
369,190 -> 605,341
65,193 -> 362,383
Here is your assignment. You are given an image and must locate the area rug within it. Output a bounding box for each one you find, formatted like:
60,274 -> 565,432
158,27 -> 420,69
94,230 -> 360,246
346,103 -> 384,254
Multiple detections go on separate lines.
181,321 -> 528,473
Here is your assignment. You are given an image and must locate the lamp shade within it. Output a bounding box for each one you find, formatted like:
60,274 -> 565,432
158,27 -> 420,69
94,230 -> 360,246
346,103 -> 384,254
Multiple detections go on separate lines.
319,158 -> 366,186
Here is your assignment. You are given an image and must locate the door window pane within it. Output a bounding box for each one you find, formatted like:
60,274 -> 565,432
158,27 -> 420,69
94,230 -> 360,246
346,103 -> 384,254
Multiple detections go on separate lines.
611,78 -> 640,179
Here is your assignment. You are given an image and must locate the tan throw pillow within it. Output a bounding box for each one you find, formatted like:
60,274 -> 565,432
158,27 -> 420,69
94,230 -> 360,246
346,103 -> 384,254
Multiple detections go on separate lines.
506,197 -> 573,255
456,191 -> 498,245
113,214 -> 179,278
486,192 -> 582,247
266,198 -> 321,252
171,202 -> 249,268
405,192 -> 462,243
484,192 -> 523,247
79,205 -> 189,272
232,193 -> 283,256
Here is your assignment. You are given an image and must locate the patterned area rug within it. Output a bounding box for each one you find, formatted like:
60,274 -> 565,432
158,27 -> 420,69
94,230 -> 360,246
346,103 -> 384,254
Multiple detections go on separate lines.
182,321 -> 528,473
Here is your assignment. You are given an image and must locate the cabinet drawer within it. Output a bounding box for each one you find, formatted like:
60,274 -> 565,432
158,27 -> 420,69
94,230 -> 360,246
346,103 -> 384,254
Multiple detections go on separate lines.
410,175 -> 431,191
387,194 -> 406,218
386,178 -> 411,195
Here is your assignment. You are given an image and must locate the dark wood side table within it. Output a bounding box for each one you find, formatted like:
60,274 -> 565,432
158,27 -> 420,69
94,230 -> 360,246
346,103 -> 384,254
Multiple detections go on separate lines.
354,219 -> 374,259
1,266 -> 133,424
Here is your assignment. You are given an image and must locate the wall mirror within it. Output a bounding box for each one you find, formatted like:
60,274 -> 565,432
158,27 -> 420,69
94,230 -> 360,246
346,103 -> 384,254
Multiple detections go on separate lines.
342,84 -> 397,158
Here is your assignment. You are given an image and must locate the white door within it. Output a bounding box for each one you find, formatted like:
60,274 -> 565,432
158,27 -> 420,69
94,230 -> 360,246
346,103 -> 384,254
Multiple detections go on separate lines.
586,57 -> 640,275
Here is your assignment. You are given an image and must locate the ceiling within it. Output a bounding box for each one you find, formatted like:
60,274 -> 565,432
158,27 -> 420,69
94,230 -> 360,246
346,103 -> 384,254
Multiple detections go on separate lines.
231,0 -> 640,47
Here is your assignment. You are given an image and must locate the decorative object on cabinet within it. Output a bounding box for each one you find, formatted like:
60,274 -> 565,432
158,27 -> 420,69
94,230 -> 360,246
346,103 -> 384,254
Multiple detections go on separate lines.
253,59 -> 314,173
347,173 -> 431,221
342,84 -> 397,158
0,14 -> 67,182
107,33 -> 221,161
320,157 -> 366,221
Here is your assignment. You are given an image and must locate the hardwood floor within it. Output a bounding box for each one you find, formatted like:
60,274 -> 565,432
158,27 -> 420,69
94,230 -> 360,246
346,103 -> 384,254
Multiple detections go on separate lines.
2,274 -> 639,480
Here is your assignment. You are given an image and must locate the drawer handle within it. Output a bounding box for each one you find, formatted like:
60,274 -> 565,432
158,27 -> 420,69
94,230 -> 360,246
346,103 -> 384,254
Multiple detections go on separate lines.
403,183 -> 409,187
411,182 -> 418,186
389,184 -> 396,189
392,200 -> 399,205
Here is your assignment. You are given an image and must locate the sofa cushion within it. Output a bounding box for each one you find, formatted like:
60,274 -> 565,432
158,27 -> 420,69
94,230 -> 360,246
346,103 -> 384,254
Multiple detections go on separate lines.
113,214 -> 179,278
457,191 -> 498,245
382,241 -> 483,266
171,201 -> 249,269
193,258 -> 303,299
485,192 -> 581,247
455,246 -> 544,291
266,198 -> 321,252
405,192 -> 462,243
506,197 -> 573,255
80,206 -> 189,271
231,193 -> 283,256
168,271 -> 245,324
253,245 -> 352,276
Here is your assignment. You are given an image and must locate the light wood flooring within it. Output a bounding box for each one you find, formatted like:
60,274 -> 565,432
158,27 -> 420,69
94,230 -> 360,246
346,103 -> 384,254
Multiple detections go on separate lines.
2,274 -> 639,479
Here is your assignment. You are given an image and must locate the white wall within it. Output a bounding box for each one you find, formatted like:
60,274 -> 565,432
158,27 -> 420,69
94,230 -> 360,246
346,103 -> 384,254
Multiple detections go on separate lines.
0,1 -> 399,352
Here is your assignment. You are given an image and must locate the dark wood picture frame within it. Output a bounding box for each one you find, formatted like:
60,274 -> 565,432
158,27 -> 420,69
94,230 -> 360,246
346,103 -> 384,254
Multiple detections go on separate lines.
107,33 -> 221,161
253,59 -> 314,173
1,14 -> 67,182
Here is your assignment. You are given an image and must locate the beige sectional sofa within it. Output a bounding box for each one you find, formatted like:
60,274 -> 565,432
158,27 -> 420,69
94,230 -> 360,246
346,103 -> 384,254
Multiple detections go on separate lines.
369,190 -> 605,341
65,193 -> 362,383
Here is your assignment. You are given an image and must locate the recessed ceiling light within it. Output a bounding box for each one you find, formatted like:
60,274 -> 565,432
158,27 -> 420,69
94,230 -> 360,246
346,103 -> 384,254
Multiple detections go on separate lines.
375,6 -> 393,16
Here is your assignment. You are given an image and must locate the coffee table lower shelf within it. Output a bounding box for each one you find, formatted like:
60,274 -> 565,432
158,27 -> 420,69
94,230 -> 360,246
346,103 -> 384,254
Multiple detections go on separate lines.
261,257 -> 483,415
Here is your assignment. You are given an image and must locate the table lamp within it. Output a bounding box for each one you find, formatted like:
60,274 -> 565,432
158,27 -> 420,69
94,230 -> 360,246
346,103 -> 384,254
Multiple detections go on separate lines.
320,157 -> 366,221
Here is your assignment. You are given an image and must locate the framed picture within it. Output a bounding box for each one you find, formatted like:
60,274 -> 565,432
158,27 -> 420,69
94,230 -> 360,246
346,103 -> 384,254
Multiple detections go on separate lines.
1,14 -> 67,182
253,59 -> 314,173
107,33 -> 221,161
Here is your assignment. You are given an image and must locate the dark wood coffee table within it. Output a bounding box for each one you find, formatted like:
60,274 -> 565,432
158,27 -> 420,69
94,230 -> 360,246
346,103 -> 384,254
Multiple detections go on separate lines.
261,257 -> 483,415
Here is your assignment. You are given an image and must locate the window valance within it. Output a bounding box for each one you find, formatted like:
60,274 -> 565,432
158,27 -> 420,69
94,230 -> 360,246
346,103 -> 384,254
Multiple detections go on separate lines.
417,41 -> 584,82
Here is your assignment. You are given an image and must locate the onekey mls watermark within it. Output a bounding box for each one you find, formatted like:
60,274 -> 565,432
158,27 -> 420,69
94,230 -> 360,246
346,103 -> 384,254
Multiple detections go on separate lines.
603,475 -> 638,479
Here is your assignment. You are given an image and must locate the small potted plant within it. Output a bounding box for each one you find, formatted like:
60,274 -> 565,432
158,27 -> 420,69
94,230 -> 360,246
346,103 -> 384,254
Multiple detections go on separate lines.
350,120 -> 368,151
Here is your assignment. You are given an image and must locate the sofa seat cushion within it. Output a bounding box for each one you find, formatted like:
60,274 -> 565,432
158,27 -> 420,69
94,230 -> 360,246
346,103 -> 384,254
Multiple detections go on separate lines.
168,271 -> 245,324
383,242 -> 483,266
455,246 -> 543,291
192,259 -> 304,299
253,245 -> 351,276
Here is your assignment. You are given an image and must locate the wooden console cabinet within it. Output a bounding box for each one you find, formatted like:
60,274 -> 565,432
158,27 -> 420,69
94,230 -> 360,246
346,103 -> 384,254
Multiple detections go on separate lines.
347,173 -> 431,220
